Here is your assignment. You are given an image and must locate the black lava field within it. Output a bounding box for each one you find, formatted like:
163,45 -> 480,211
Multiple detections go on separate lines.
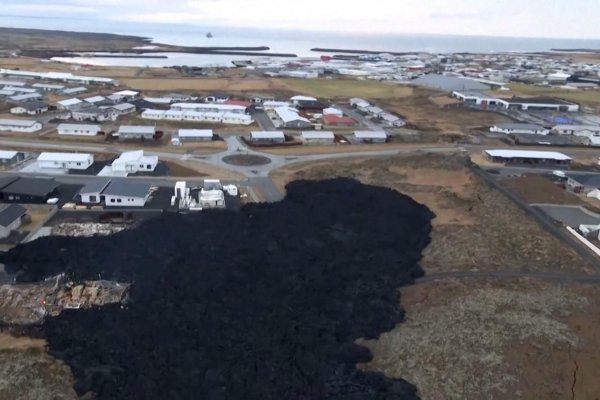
4,178 -> 434,400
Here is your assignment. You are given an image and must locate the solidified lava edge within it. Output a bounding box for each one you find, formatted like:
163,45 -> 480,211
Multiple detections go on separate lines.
4,178 -> 434,400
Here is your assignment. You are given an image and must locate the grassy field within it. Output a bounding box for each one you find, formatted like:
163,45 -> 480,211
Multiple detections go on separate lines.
500,83 -> 600,108
120,77 -> 288,92
276,78 -> 414,99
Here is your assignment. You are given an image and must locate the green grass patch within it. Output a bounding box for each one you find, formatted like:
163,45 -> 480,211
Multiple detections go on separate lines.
276,78 -> 414,99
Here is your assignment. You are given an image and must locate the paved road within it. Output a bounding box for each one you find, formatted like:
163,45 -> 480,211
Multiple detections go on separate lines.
250,109 -> 276,131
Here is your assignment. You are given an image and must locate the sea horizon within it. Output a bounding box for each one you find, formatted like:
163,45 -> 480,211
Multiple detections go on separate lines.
2,15 -> 600,67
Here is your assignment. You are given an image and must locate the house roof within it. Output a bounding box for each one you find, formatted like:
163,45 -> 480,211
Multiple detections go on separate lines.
567,174 -> 600,187
499,97 -> 575,106
113,90 -> 139,97
103,180 -> 151,198
112,103 -> 135,111
37,152 -> 92,163
301,131 -> 335,139
1,177 -> 58,196
0,119 -> 40,127
117,125 -> 155,135
0,176 -> 18,190
354,131 -> 387,139
178,129 -> 213,138
57,123 -> 101,132
251,131 -> 285,139
0,151 -> 18,159
113,150 -> 146,164
274,107 -> 310,124
79,178 -> 111,195
84,95 -> 106,103
0,204 -> 26,227
16,101 -> 48,111
484,149 -> 571,161
58,98 -> 82,107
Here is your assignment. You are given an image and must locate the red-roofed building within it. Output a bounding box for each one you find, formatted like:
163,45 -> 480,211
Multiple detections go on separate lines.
323,114 -> 357,127
224,99 -> 251,108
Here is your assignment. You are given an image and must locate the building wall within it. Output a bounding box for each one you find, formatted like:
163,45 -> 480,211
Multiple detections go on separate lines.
81,192 -> 103,204
38,158 -> 93,170
58,128 -> 98,136
0,123 -> 42,133
104,195 -> 148,207
2,192 -> 50,204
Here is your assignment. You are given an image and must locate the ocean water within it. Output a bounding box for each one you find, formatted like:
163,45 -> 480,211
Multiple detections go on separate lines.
1,15 -> 599,67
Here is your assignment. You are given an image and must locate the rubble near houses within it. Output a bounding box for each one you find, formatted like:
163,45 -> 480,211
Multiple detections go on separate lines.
0,276 -> 130,325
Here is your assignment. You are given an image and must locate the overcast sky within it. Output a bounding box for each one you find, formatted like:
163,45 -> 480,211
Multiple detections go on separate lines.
2,0 -> 599,39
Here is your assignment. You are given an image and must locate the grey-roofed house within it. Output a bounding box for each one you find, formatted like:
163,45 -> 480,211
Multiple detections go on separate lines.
79,179 -> 111,205
0,177 -> 58,203
10,101 -> 49,116
411,74 -> 490,92
0,151 -> 25,166
567,174 -> 600,194
0,204 -> 27,238
117,125 -> 156,140
102,180 -> 151,207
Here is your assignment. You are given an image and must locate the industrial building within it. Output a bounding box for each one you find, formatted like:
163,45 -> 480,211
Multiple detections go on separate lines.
37,152 -> 94,170
490,123 -> 549,135
0,119 -> 42,133
0,177 -> 59,203
483,149 -> 572,167
57,123 -> 102,136
117,125 -> 156,140
0,204 -> 27,239
103,180 -> 152,207
301,131 -> 335,143
250,131 -> 285,143
353,131 -> 388,143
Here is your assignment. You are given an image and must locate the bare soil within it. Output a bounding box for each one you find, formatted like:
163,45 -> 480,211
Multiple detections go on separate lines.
358,278 -> 600,400
379,88 -> 513,133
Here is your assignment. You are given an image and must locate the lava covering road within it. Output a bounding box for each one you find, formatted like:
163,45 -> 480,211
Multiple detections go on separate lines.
4,178 -> 434,400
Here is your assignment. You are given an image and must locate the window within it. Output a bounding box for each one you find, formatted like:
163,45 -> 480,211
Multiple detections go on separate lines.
89,195 -> 97,203
110,198 -> 115,203
146,164 -> 152,169
117,198 -> 122,203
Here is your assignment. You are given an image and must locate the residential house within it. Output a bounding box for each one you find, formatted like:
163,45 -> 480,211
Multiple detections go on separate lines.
490,123 -> 549,135
111,150 -> 158,173
0,204 -> 27,239
0,177 -> 59,203
353,130 -> 388,143
10,101 -> 49,115
250,131 -> 285,143
103,180 -> 151,207
37,152 -> 94,170
57,123 -> 102,136
116,126 -> 156,140
301,131 -> 335,143
0,119 -> 42,133
0,150 -> 25,166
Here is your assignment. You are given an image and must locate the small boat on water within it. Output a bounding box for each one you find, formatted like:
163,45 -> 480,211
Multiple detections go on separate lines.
232,60 -> 253,67
206,32 -> 213,38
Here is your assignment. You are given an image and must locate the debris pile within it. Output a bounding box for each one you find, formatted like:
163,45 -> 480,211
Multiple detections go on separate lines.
0,276 -> 129,325
52,223 -> 127,237
3,178 -> 434,400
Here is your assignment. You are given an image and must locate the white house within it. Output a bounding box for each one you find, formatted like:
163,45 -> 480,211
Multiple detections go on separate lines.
141,109 -> 165,120
37,152 -> 94,170
111,103 -> 136,115
177,129 -> 213,142
222,112 -> 253,125
262,101 -> 292,111
0,150 -> 25,166
301,131 -> 335,143
79,179 -> 111,205
552,125 -> 600,136
353,130 -> 388,143
490,123 -> 549,135
117,125 -> 156,140
0,119 -> 42,133
57,123 -> 102,136
496,97 -> 579,112
452,91 -> 502,106
10,101 -> 49,115
111,150 -> 158,173
0,204 -> 26,239
250,131 -> 285,143
111,90 -> 139,102
380,112 -> 405,127
291,95 -> 318,104
273,107 -> 312,129
103,180 -> 151,207
84,95 -> 107,104
350,98 -> 370,111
